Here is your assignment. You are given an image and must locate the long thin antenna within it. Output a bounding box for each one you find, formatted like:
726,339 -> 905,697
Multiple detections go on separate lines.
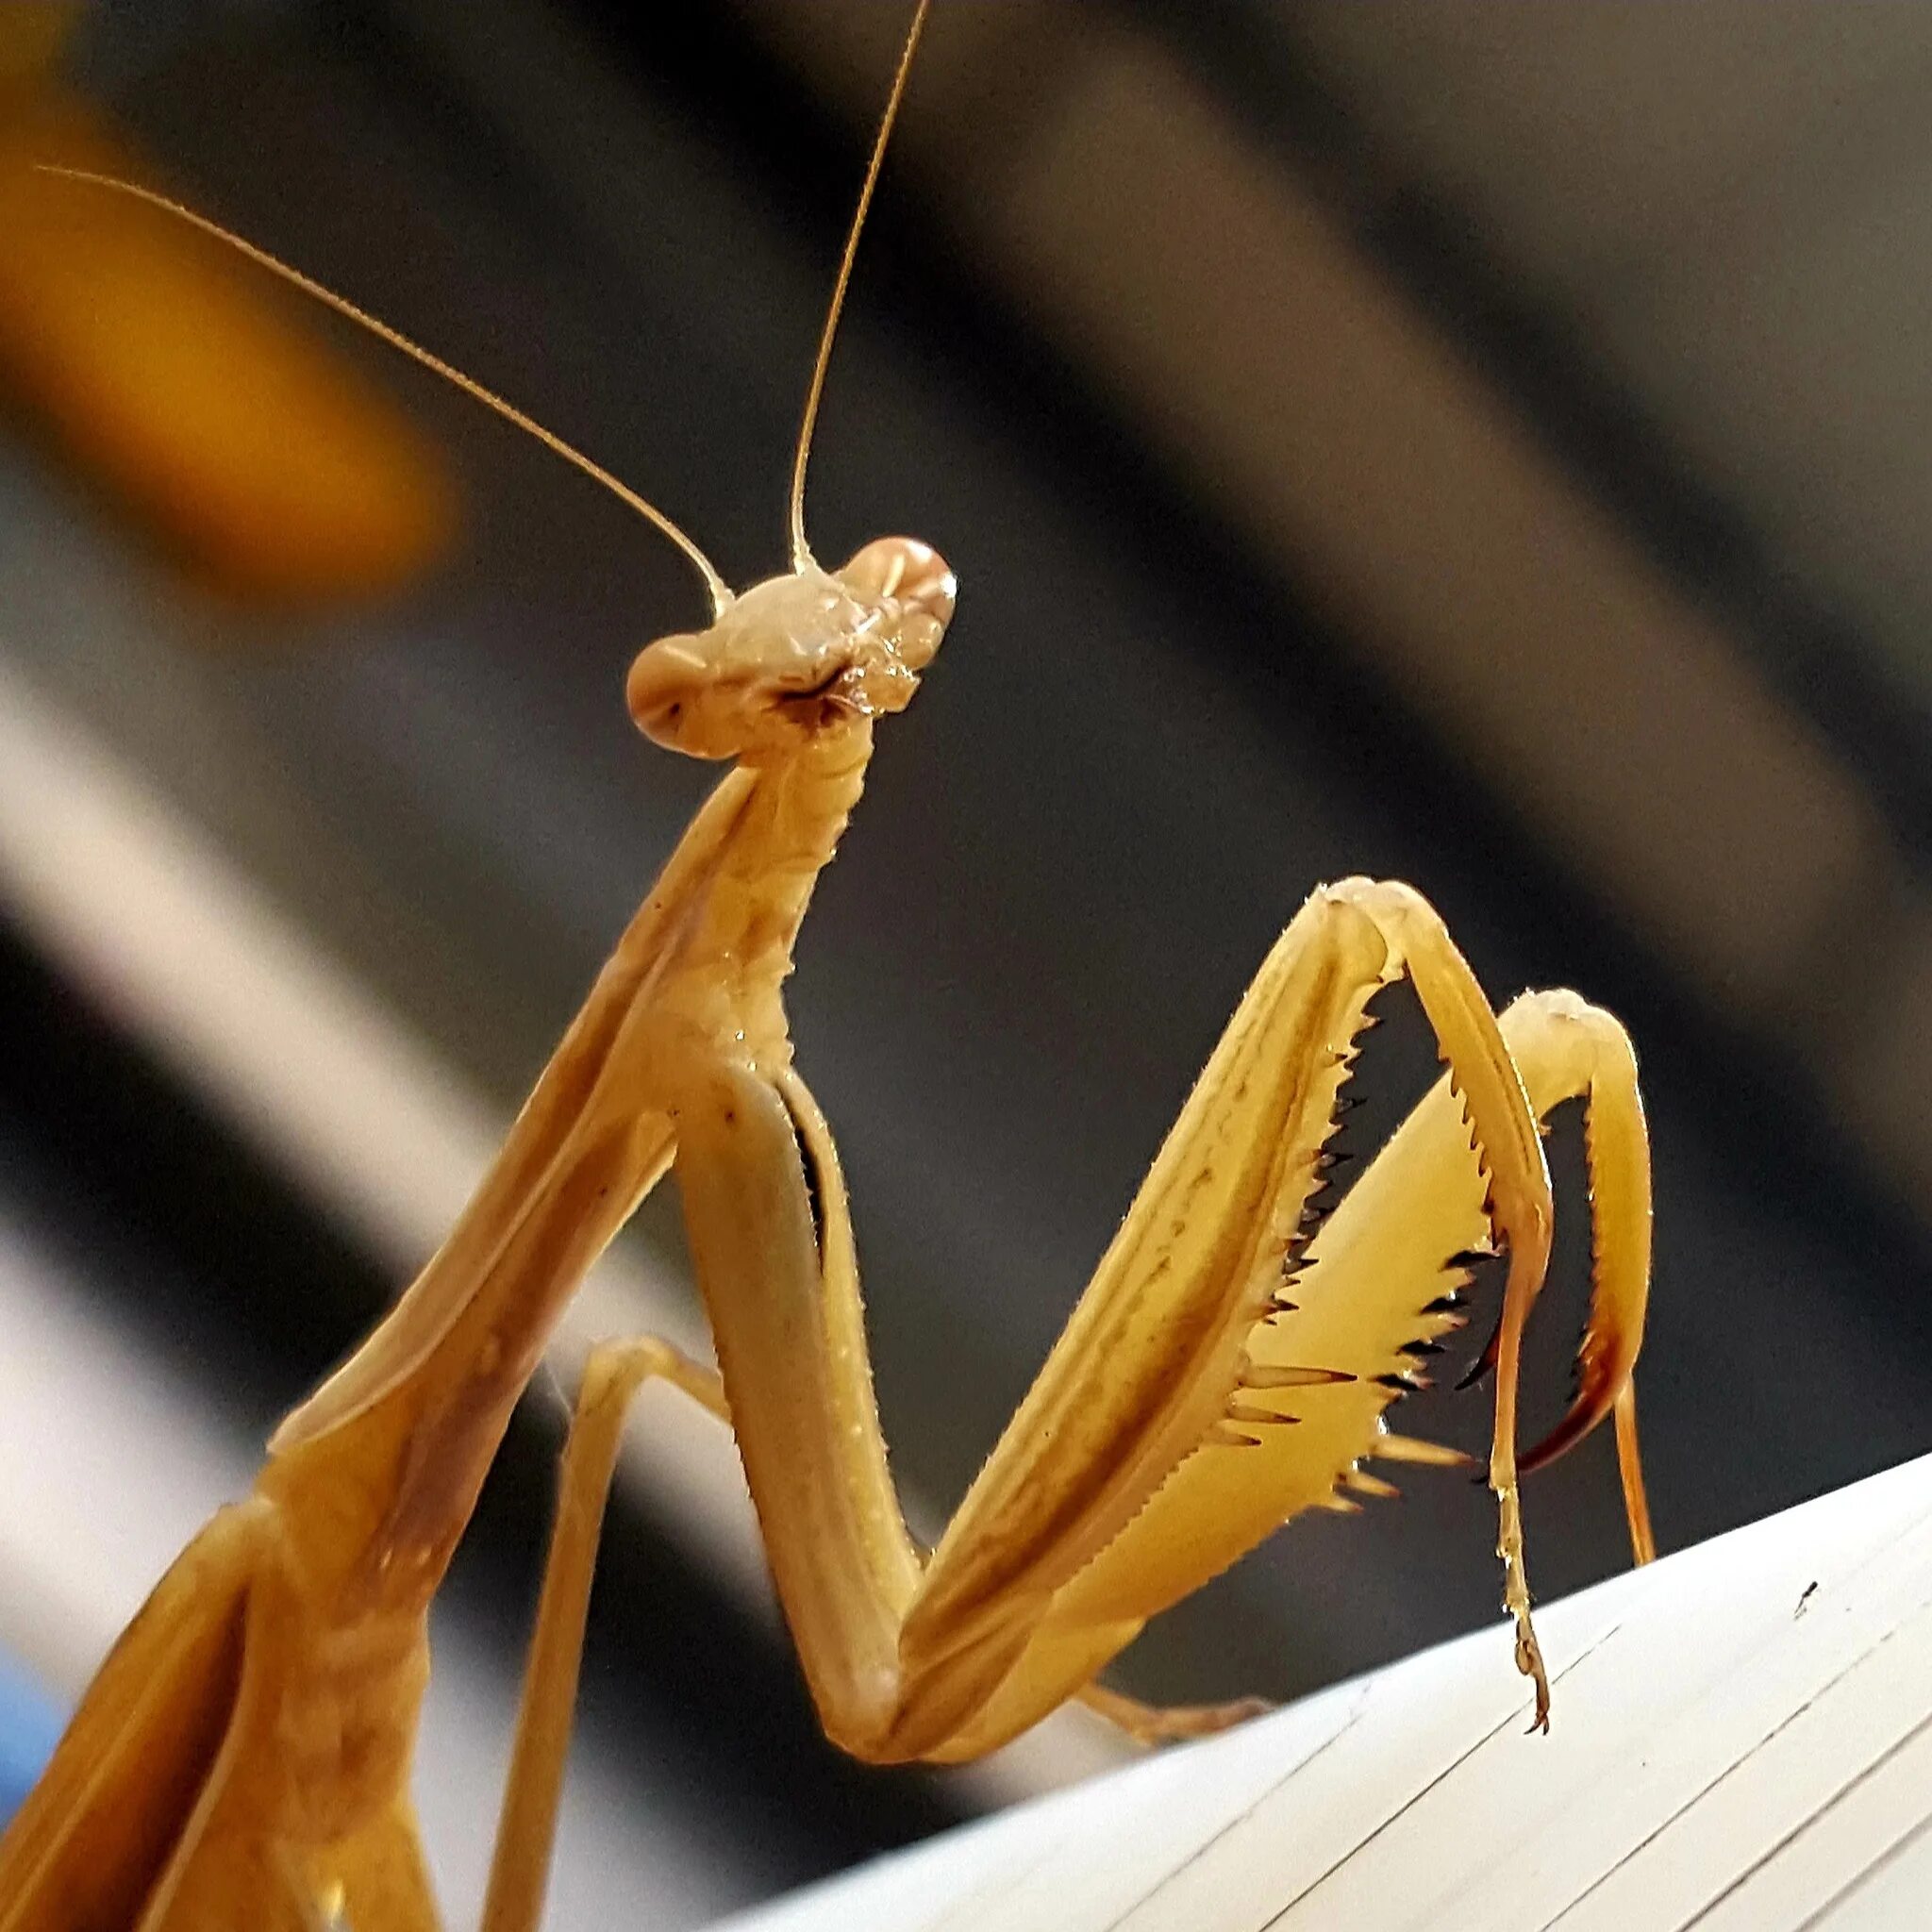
787,0 -> 931,575
36,167 -> 733,620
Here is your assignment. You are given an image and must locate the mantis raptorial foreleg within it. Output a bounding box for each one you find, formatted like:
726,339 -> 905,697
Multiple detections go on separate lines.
910,877 -> 1560,1743
661,875 -> 1588,1762
499,964 -> 1648,1796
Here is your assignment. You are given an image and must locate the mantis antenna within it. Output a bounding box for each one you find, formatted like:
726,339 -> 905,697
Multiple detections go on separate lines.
34,164 -> 734,620
787,0 -> 931,575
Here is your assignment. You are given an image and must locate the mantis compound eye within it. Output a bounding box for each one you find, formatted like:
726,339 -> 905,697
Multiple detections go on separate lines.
838,536 -> 956,670
625,635 -> 744,758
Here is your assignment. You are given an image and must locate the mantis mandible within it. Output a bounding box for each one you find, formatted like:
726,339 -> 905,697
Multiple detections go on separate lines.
0,6 -> 1656,1926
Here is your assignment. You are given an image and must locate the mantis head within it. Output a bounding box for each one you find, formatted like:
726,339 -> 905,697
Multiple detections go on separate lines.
626,536 -> 956,760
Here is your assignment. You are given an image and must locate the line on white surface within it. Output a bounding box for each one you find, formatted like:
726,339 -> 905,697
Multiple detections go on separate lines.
1254,1619 -> 1624,1932
1792,1805 -> 1932,1932
1674,1696 -> 1932,1930
1540,1581 -> 1932,1929
1094,1698 -> 1370,1932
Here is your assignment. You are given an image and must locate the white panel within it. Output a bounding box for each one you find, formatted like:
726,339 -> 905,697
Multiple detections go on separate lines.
724,1455 -> 1932,1932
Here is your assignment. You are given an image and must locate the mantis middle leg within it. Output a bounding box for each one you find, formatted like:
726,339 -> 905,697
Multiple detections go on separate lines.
473,1339 -> 726,1932
1074,1682 -> 1276,1747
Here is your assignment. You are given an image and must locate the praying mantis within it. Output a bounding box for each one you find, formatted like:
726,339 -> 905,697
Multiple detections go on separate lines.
0,5 -> 1656,1927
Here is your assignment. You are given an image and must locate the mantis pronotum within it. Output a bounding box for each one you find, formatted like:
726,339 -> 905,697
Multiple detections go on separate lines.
0,6 -> 1655,1926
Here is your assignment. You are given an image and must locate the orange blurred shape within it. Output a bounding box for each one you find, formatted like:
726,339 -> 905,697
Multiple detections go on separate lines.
0,89 -> 458,605
0,7 -> 74,92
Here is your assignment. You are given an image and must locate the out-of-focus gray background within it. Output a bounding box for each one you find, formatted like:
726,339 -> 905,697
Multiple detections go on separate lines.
6,3 -> 1932,1924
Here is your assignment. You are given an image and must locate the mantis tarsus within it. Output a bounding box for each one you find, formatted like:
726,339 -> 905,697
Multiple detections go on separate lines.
1,6 -> 1655,1926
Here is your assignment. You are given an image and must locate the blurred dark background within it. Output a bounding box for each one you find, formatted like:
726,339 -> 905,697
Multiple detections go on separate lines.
4,2 -> 1932,1924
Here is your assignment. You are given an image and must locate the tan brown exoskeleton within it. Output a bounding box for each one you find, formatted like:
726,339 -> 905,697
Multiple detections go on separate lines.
0,7 -> 1655,1926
